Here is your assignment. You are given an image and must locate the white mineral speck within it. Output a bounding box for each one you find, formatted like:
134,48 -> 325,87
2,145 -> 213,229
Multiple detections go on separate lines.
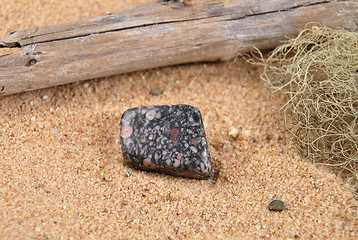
190,146 -> 198,153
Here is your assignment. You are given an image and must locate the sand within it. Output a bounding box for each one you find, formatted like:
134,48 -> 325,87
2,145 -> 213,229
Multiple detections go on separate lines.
0,0 -> 357,239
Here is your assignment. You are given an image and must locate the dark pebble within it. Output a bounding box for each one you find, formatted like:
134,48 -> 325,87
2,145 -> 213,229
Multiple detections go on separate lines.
268,199 -> 285,211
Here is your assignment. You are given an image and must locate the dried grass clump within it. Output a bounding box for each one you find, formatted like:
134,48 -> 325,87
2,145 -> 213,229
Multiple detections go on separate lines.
258,26 -> 358,198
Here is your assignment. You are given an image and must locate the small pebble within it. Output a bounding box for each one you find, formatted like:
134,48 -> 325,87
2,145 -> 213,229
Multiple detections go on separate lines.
246,167 -> 255,176
125,171 -> 132,177
241,129 -> 252,139
150,88 -> 164,96
268,199 -> 285,211
228,127 -> 239,138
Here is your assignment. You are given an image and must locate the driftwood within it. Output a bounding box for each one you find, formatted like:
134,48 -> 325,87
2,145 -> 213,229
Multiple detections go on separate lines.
0,0 -> 357,96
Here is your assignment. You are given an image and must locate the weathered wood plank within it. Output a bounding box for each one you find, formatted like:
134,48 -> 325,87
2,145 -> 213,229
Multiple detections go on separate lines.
0,0 -> 357,96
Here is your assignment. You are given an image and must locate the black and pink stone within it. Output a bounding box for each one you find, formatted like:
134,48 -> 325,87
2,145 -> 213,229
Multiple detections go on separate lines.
120,104 -> 212,179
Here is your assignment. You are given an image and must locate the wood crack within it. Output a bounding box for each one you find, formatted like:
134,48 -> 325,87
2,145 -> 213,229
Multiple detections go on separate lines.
13,17 -> 211,47
225,0 -> 331,21
0,0 -> 335,48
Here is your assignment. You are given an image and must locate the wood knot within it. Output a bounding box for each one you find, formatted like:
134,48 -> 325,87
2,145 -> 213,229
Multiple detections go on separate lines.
25,58 -> 37,66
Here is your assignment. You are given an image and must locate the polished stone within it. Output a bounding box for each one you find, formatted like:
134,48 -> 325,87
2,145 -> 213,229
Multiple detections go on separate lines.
120,104 -> 212,179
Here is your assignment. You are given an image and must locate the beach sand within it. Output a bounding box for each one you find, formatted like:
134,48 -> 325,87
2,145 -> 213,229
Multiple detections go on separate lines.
0,0 -> 357,239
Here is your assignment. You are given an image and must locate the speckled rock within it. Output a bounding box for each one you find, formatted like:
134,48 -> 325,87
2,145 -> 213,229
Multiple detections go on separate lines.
120,104 -> 212,179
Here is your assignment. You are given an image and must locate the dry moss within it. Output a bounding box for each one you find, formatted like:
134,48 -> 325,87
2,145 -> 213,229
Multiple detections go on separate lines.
249,26 -> 358,201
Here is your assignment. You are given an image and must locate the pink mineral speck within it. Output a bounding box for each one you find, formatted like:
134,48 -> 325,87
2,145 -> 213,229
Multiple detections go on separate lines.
170,128 -> 179,140
173,159 -> 180,168
143,158 -> 156,169
121,125 -> 133,138
146,110 -> 156,120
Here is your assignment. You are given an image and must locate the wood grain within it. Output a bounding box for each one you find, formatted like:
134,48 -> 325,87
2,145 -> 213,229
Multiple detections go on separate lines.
0,0 -> 357,96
